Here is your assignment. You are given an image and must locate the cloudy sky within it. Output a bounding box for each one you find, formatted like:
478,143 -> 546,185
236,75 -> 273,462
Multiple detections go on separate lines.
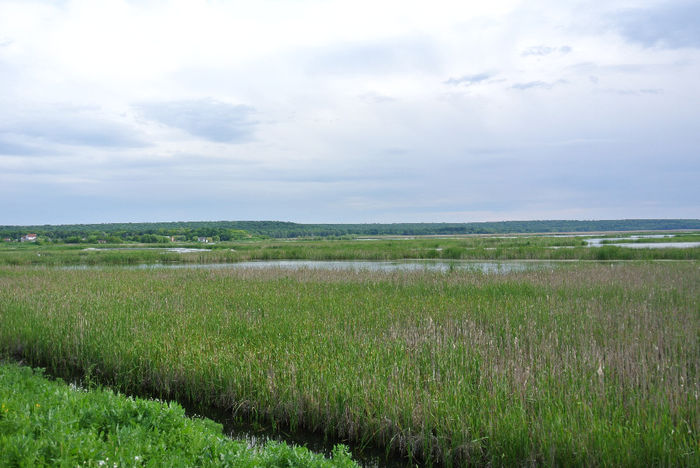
1,0 -> 698,224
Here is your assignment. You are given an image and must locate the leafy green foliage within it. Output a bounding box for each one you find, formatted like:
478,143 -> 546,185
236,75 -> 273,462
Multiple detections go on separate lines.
0,363 -> 357,467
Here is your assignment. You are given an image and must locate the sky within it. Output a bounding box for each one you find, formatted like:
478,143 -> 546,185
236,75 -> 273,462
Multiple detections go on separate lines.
1,0 -> 699,225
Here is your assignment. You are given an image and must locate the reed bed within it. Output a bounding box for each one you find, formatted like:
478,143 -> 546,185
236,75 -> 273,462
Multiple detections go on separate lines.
0,263 -> 698,466
1,237 -> 698,266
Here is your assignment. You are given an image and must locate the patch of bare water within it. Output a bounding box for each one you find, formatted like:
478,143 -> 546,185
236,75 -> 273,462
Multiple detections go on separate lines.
59,260 -> 561,274
584,234 -> 699,248
137,260 -> 558,273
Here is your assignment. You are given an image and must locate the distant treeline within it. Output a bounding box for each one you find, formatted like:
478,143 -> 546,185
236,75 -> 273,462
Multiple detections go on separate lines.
0,223 -> 254,243
1,219 -> 699,241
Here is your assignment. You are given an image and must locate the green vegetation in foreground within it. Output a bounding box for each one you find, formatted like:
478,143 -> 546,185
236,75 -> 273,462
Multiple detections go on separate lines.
0,362 -> 357,467
0,235 -> 699,266
1,263 -> 698,466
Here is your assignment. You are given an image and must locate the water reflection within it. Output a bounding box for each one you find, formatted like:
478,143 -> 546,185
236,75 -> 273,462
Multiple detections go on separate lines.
584,235 -> 699,249
135,260 -> 558,273
59,260 -> 560,274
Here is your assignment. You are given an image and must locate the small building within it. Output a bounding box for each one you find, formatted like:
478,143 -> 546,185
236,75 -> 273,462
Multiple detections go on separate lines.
2,238 -> 11,242
21,233 -> 37,242
197,236 -> 210,243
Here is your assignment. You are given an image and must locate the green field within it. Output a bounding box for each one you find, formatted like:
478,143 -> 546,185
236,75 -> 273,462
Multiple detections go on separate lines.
1,256 -> 698,466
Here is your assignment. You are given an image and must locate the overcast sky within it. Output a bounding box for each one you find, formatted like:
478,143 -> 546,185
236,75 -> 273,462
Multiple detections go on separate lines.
1,0 -> 699,224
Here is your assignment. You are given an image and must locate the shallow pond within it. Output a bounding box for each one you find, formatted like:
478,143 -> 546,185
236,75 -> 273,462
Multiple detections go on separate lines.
118,259 -> 561,274
584,235 -> 699,249
58,259 -> 566,274
83,247 -> 210,252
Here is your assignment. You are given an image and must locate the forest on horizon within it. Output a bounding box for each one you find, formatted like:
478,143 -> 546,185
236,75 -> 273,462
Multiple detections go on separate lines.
1,219 -> 699,242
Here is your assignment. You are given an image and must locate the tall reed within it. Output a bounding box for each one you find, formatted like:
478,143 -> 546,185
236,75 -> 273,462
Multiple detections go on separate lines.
0,263 -> 697,466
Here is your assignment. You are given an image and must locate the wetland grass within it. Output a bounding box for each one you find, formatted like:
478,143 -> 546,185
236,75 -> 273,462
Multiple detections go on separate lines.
0,263 -> 698,466
0,236 -> 698,267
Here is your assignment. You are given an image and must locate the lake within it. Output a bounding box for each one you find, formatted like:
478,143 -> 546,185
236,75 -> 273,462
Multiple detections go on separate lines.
63,259 -> 563,273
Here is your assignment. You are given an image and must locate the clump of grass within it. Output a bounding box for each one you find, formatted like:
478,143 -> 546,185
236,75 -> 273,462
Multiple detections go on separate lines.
0,263 -> 698,466
0,362 -> 357,467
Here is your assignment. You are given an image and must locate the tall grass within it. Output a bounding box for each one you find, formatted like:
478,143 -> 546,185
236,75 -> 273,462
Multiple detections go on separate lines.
0,263 -> 698,465
0,237 -> 698,266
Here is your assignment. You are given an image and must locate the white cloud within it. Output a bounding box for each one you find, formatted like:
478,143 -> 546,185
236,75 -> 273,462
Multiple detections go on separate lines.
0,0 -> 698,223
136,99 -> 257,143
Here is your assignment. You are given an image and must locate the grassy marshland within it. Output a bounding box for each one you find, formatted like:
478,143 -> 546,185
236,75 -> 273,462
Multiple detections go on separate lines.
0,235 -> 698,266
0,263 -> 698,466
0,362 -> 357,467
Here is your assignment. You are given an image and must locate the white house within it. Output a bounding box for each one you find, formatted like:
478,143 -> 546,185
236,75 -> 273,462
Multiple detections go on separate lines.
21,233 -> 37,242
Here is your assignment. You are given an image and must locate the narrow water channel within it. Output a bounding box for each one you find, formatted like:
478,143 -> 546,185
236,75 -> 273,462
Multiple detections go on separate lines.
181,402 -> 410,468
14,359 -> 410,467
